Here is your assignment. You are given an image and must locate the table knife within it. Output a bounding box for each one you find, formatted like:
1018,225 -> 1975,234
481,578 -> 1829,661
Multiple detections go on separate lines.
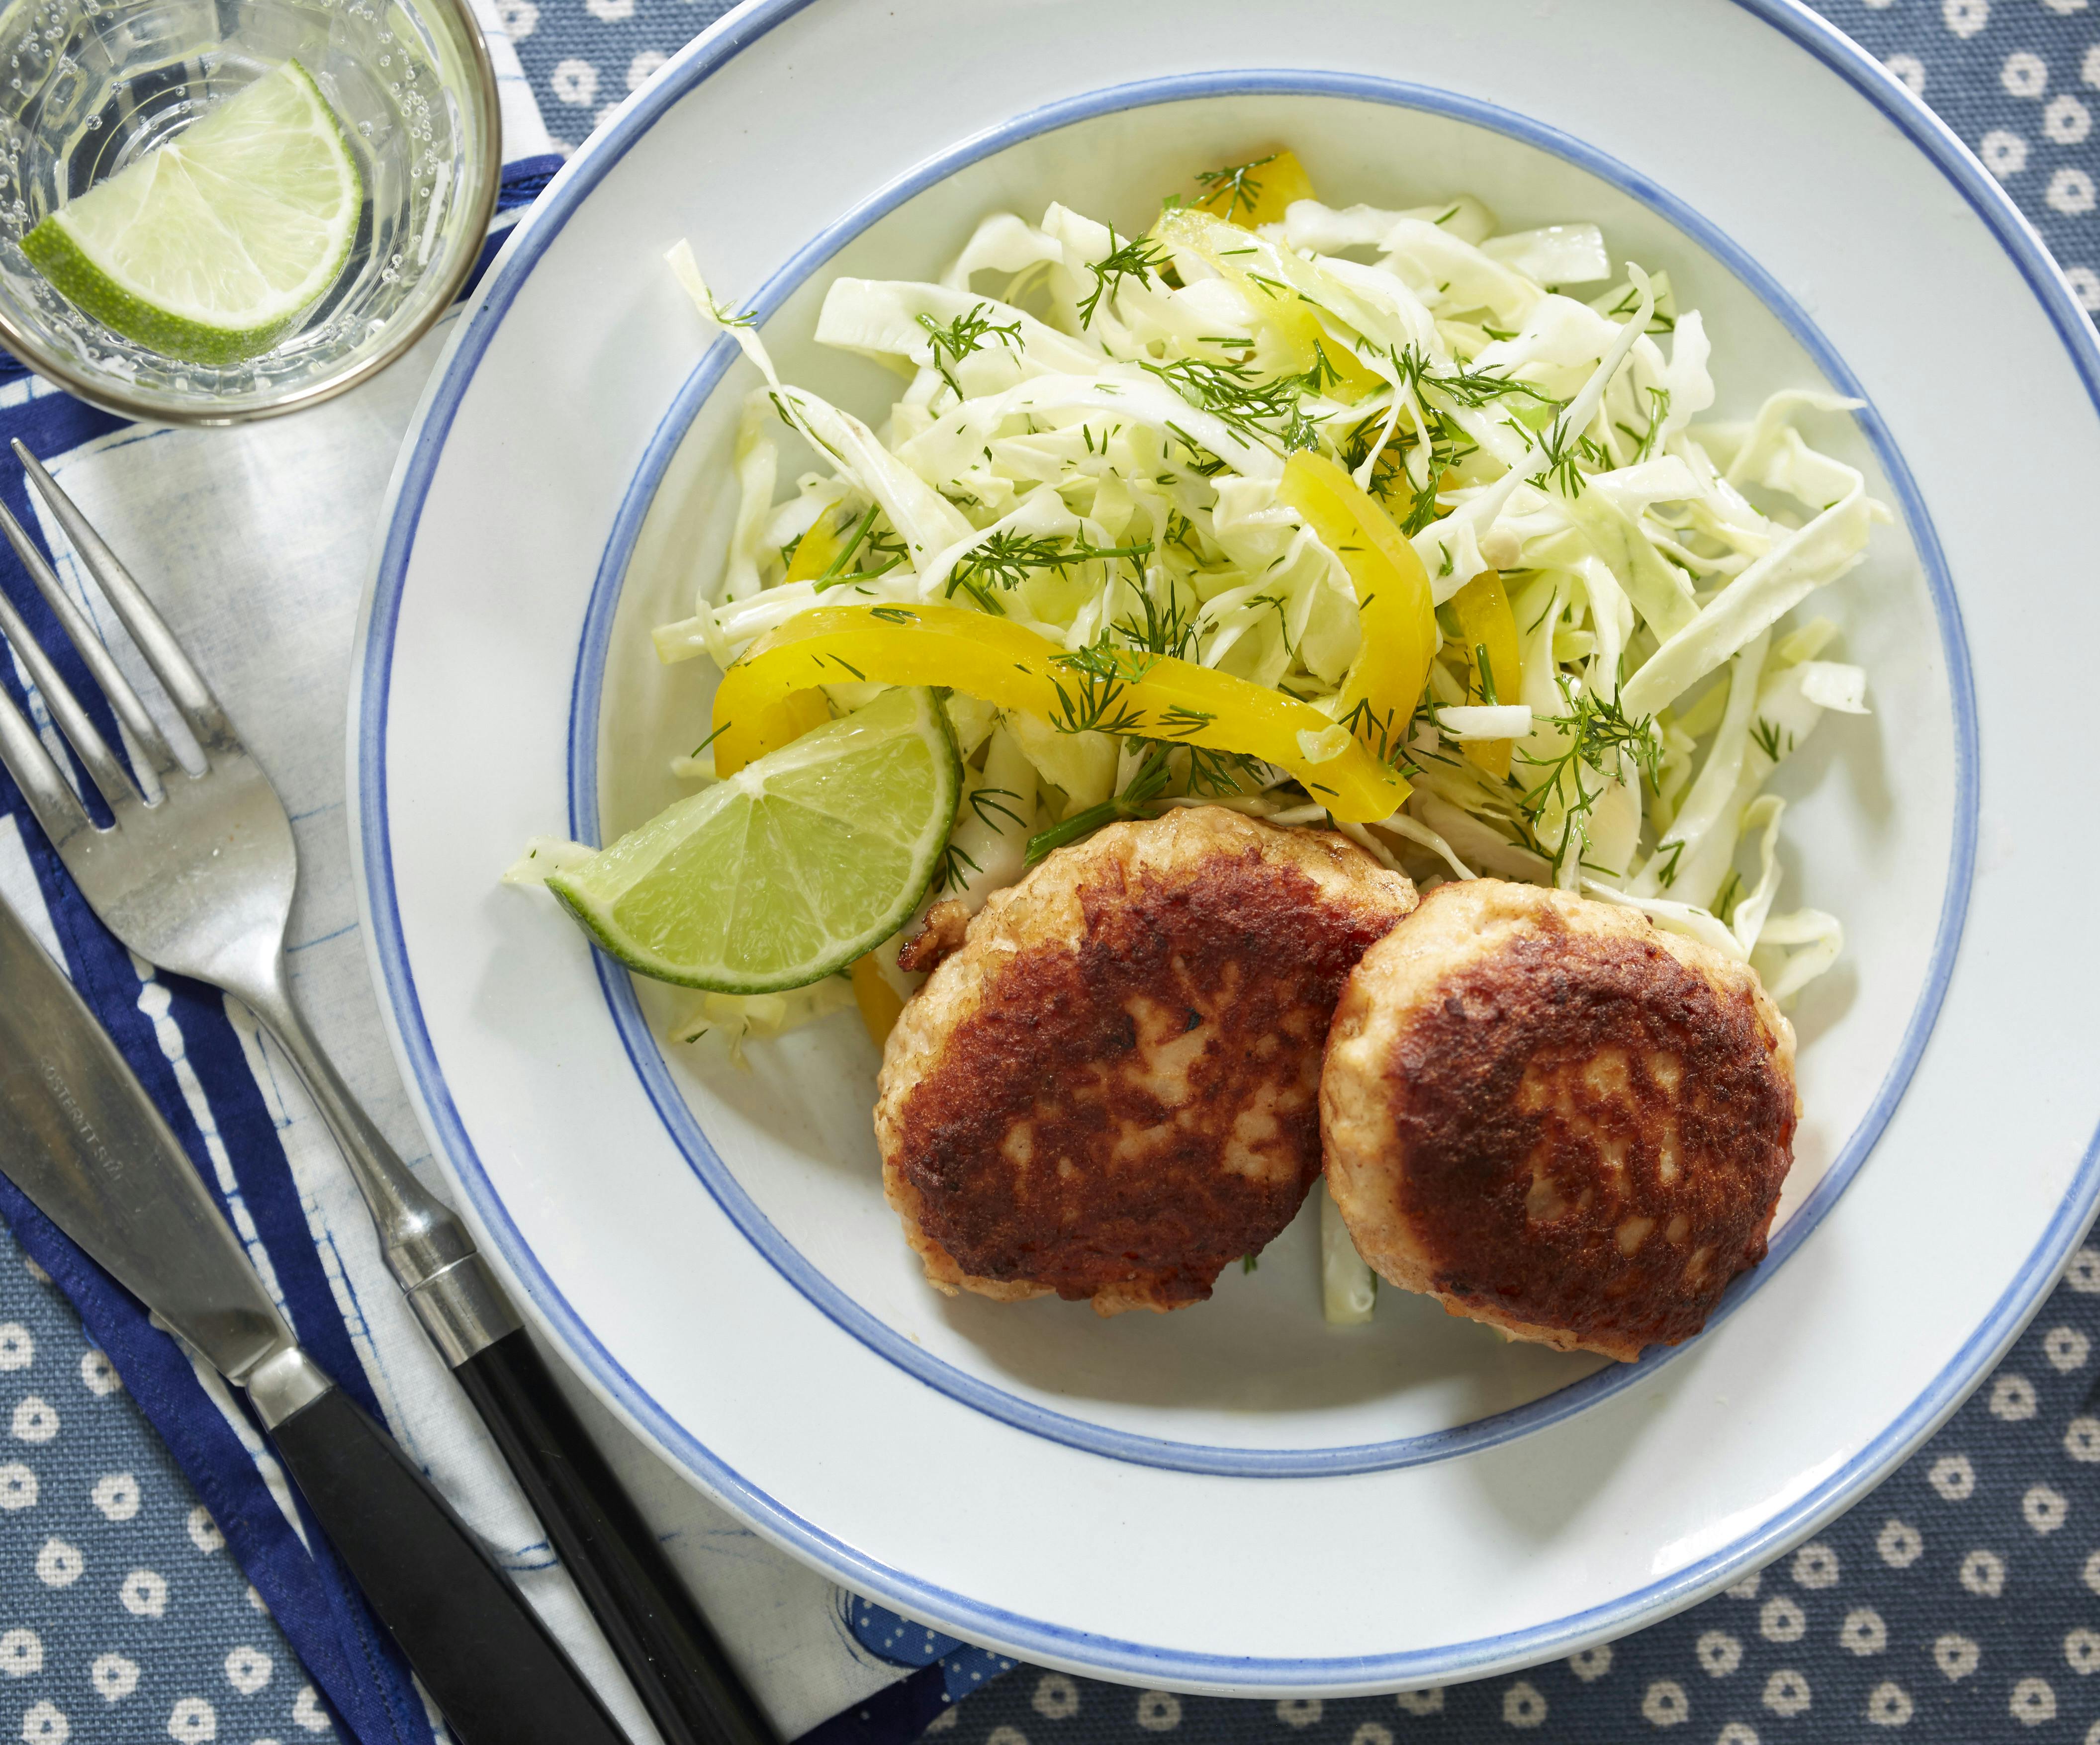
0,892 -> 632,1745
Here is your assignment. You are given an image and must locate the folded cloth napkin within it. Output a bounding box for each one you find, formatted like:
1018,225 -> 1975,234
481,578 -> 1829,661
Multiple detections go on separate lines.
0,12 -> 1011,1744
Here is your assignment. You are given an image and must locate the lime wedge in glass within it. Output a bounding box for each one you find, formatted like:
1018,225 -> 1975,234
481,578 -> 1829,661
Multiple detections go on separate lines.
549,687 -> 962,993
23,60 -> 362,366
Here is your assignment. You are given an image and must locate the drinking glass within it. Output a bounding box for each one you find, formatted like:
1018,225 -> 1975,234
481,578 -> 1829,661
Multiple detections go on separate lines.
0,0 -> 499,423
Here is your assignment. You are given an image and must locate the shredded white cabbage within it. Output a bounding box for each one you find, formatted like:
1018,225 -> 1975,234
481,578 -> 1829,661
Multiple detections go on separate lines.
656,166 -> 1892,1318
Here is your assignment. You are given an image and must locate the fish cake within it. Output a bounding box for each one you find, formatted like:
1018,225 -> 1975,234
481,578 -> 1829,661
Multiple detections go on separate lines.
875,805 -> 1416,1314
1322,879 -> 1798,1361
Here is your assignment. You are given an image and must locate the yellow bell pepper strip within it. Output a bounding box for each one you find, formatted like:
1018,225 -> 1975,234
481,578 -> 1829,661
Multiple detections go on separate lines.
1153,205 -> 1384,402
708,603 -> 1406,822
1450,570 -> 1523,780
1276,451 -> 1435,799
710,505 -> 886,776
850,954 -> 904,1046
1190,148 -> 1316,228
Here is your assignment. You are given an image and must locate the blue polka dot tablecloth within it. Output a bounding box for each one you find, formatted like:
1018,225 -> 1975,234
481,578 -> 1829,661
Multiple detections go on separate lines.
4,6 -> 2100,1745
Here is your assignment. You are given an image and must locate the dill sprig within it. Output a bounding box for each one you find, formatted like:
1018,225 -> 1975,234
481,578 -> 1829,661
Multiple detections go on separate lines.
916,303 -> 1021,397
1193,153 -> 1279,222
1516,677 -> 1664,874
943,532 -> 1154,613
967,785 -> 1028,831
935,840 -> 982,894
1143,355 -> 1311,446
1617,385 -> 1671,464
1045,642 -> 1151,736
1025,744 -> 1174,863
1532,411 -> 1592,498
1077,229 -> 1171,328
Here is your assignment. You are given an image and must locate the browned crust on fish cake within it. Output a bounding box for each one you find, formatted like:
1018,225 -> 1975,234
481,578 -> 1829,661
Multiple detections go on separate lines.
1323,880 -> 1797,1361
877,807 -> 1416,1314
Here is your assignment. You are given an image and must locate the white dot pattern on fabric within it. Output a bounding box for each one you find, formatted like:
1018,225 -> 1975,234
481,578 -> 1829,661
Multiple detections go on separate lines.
1640,1679 -> 1689,1726
1983,126 -> 2032,174
1698,1631 -> 1743,1677
0,1629 -> 43,1678
1936,1633 -> 1982,1680
2010,1675 -> 2057,1725
91,1655 -> 138,1702
76,1352 -> 118,1397
1792,1543 -> 1839,1589
18,1700 -> 67,1743
1762,1669 -> 1811,1717
290,1686 -> 331,1732
166,1695 -> 216,1742
1992,1375 -> 2038,1420
2025,1484 -> 2069,1533
1273,1700 -> 1320,1729
1133,1692 -> 1179,1733
1499,1681 -> 1547,1729
2067,1416 -> 2100,1462
223,1647 -> 272,1697
1960,1548 -> 2007,1597
1759,1596 -> 1806,1644
2066,1627 -> 2100,1674
1867,1681 -> 1914,1727
2048,92 -> 2094,141
0,1325 -> 32,1372
1878,1517 -> 1924,1566
90,1473 -> 138,1523
0,1463 -> 37,1512
1716,1726 -> 1759,1745
1839,1609 -> 1887,1656
1566,1645 -> 1612,1682
1348,1726 -> 1390,1745
11,1397 -> 57,1444
119,1569 -> 168,1619
1393,1691 -> 1443,1717
1030,1674 -> 1076,1720
1887,51 -> 1928,93
1946,0 -> 1990,36
35,1539 -> 81,1588
185,1506 -> 223,1554
2007,48 -> 2051,94
1930,1454 -> 1976,1500
2046,1325 -> 2091,1371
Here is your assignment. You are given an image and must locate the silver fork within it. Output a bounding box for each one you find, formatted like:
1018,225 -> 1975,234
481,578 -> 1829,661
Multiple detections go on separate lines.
0,439 -> 779,1745
0,438 -> 512,1354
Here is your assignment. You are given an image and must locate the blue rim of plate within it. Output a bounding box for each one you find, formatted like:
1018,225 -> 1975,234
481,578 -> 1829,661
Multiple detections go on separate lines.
357,0 -> 2100,1685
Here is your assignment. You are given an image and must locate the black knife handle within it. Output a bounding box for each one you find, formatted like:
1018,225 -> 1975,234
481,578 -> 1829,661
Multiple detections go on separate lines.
455,1329 -> 781,1745
270,1384 -> 632,1745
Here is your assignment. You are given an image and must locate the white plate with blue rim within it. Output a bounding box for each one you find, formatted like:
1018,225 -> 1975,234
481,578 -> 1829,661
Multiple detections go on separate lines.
352,0 -> 2100,1693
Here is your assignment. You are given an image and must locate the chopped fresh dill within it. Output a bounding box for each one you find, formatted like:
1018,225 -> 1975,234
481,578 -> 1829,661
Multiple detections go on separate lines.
689,720 -> 730,761
915,303 -> 1021,397
967,785 -> 1028,831
1077,228 -> 1171,328
935,840 -> 982,894
1024,742 -> 1173,861
1516,677 -> 1664,874
944,533 -> 1155,613
1193,152 -> 1279,221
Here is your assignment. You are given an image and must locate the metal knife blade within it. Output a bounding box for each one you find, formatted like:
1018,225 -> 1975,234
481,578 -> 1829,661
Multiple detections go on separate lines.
0,893 -> 294,1386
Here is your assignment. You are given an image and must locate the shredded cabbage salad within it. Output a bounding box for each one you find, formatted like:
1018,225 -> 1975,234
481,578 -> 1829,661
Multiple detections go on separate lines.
655,151 -> 1886,1050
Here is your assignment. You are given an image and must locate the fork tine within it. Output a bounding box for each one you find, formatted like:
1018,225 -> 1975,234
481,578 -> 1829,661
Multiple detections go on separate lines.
13,440 -> 234,755
0,502 -> 177,776
0,580 -> 139,812
0,679 -> 93,848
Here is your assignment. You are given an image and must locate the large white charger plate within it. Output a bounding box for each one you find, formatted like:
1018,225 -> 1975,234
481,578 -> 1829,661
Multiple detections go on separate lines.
352,0 -> 2100,1693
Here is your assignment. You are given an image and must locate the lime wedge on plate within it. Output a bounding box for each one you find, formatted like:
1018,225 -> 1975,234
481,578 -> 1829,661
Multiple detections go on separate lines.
549,687 -> 962,993
23,60 -> 363,366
